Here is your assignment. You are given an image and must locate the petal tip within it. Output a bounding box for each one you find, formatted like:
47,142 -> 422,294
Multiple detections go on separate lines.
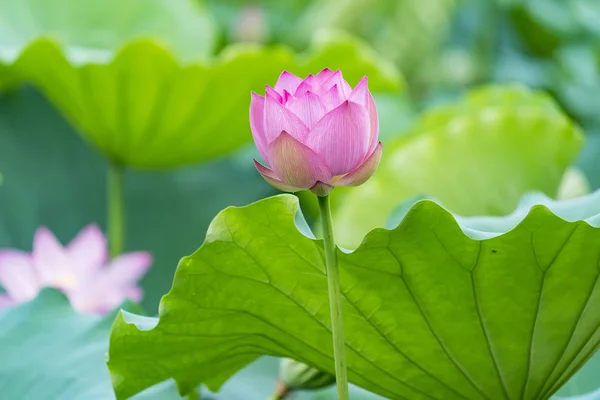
356,75 -> 369,87
278,70 -> 300,81
334,141 -> 383,187
139,252 -> 154,268
33,226 -> 60,248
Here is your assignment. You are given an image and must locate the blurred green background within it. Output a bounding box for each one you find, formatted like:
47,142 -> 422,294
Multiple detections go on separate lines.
1,0 -> 600,399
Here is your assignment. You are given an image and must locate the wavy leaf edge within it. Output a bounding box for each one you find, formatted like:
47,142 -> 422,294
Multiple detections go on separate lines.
107,189 -> 600,399
1,32 -> 403,91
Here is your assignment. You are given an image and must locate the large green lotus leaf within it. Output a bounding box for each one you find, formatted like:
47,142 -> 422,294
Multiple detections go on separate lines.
9,33 -> 401,169
0,289 -> 189,399
332,85 -> 584,248
108,191 -> 600,400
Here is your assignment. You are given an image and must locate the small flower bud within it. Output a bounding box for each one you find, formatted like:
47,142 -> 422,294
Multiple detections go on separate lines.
269,358 -> 335,399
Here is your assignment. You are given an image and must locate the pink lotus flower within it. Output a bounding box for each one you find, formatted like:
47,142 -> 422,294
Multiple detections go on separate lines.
250,69 -> 382,196
0,225 -> 152,314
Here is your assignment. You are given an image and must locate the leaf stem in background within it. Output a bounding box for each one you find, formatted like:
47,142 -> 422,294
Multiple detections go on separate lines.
186,388 -> 200,400
268,383 -> 289,400
107,161 -> 125,258
317,195 -> 349,400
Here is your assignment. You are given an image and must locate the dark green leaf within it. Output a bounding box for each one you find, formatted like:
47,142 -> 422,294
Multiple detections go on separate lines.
108,192 -> 600,400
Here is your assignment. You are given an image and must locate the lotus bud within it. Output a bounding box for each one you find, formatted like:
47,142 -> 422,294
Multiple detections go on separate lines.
250,69 -> 382,197
268,358 -> 335,399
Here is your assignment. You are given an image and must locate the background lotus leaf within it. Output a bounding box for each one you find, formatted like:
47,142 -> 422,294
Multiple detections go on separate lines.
332,85 -> 584,248
7,34 -> 401,168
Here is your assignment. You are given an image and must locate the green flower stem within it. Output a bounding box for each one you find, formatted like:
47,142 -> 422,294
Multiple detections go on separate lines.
107,161 -> 125,258
317,194 -> 349,400
268,383 -> 289,400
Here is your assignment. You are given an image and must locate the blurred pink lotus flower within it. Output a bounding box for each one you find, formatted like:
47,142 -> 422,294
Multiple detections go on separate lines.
0,224 -> 152,314
234,4 -> 268,43
250,68 -> 382,196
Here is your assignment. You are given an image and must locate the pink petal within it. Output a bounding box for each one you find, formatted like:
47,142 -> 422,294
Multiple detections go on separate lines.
125,286 -> 143,303
94,286 -> 143,313
268,132 -> 333,189
348,76 -> 369,107
366,91 -> 379,154
67,283 -> 118,314
293,74 -> 315,96
305,100 -> 371,175
67,224 -> 107,278
315,68 -> 335,86
286,91 -> 327,129
265,85 -> 282,103
107,252 -> 152,285
0,294 -> 14,309
254,160 -> 303,192
334,142 -> 383,187
263,95 -> 309,143
322,70 -> 352,98
274,71 -> 303,95
67,273 -> 143,314
250,92 -> 270,162
32,227 -> 74,287
281,90 -> 293,105
349,77 -> 379,153
0,250 -> 39,301
322,85 -> 344,111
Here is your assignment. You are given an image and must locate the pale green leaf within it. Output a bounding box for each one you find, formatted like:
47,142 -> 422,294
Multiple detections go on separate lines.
6,34 -> 401,168
332,85 -> 584,248
554,352 -> 600,399
0,289 -> 185,399
108,192 -> 600,400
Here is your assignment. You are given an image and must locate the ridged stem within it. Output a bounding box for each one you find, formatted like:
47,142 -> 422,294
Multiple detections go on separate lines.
107,161 -> 125,258
317,194 -> 349,400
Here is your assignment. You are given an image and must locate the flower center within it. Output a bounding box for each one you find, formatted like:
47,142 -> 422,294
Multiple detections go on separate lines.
53,272 -> 78,290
